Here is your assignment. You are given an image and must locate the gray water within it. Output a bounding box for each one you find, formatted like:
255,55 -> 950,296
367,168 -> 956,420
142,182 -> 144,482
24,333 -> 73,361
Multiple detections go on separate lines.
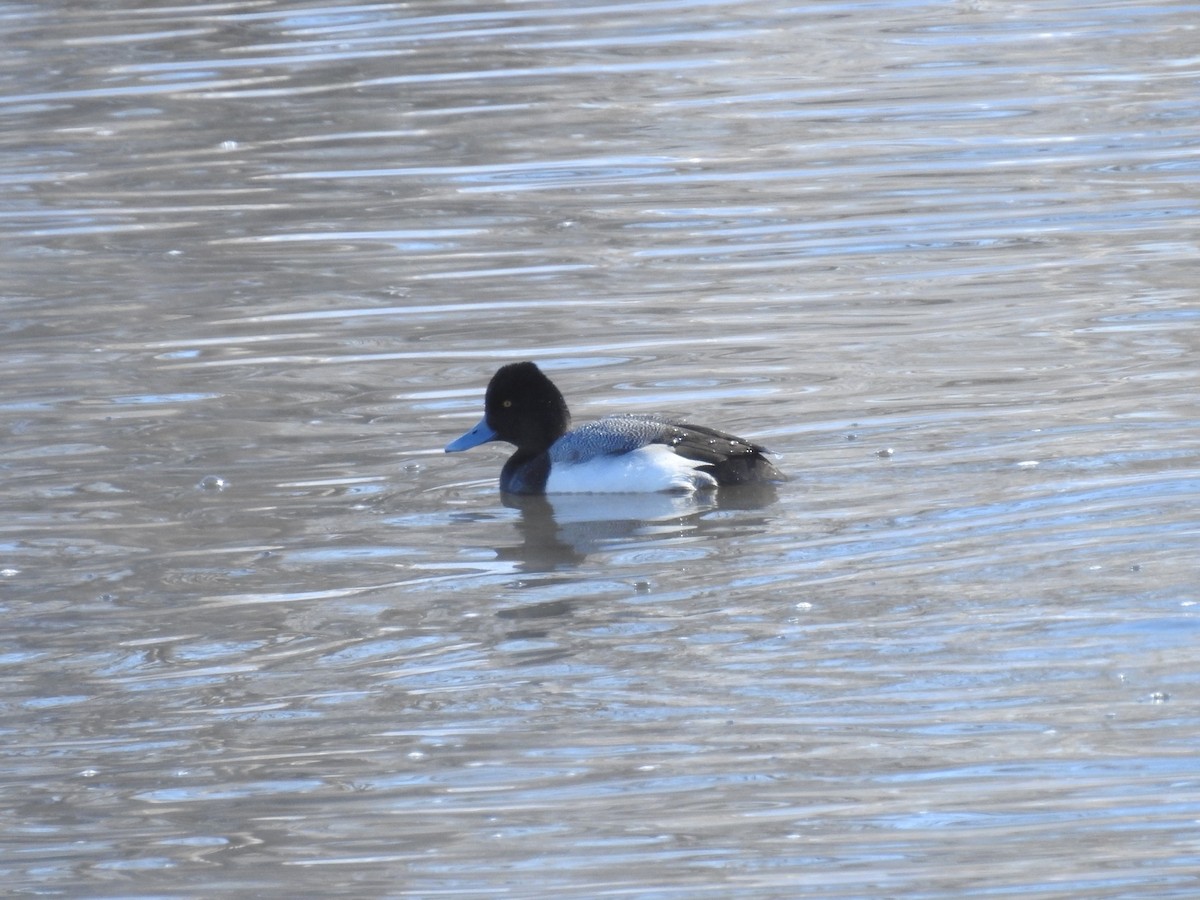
3,1 -> 1199,897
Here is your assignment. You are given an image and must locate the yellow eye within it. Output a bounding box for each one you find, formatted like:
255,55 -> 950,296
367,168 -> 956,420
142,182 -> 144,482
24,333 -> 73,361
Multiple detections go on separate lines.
502,399 -> 512,408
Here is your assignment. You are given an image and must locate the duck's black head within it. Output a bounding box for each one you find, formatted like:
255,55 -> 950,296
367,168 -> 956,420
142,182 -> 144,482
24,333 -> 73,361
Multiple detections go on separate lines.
483,362 -> 571,451
445,362 -> 571,455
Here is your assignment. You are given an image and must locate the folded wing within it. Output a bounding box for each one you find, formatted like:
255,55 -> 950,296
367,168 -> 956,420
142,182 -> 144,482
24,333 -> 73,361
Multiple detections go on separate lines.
551,414 -> 785,485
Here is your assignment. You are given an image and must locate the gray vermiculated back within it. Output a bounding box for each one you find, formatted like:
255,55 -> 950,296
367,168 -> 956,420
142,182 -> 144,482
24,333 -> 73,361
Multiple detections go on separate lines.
549,415 -> 672,463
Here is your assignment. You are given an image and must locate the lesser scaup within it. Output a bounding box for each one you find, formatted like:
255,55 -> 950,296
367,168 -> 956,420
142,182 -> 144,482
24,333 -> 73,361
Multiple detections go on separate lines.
445,362 -> 786,494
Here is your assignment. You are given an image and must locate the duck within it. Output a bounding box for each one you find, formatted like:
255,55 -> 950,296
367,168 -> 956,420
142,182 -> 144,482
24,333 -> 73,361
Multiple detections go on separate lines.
444,361 -> 786,494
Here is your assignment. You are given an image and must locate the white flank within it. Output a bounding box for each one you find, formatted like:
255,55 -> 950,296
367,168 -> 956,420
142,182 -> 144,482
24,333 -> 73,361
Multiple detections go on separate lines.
544,443 -> 718,494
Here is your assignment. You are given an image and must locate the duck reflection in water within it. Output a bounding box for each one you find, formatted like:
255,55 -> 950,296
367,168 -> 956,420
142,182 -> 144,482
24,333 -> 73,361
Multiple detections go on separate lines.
495,482 -> 781,572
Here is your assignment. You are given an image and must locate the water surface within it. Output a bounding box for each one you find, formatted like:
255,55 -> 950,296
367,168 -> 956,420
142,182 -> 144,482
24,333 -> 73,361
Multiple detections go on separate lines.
3,0 -> 1199,896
